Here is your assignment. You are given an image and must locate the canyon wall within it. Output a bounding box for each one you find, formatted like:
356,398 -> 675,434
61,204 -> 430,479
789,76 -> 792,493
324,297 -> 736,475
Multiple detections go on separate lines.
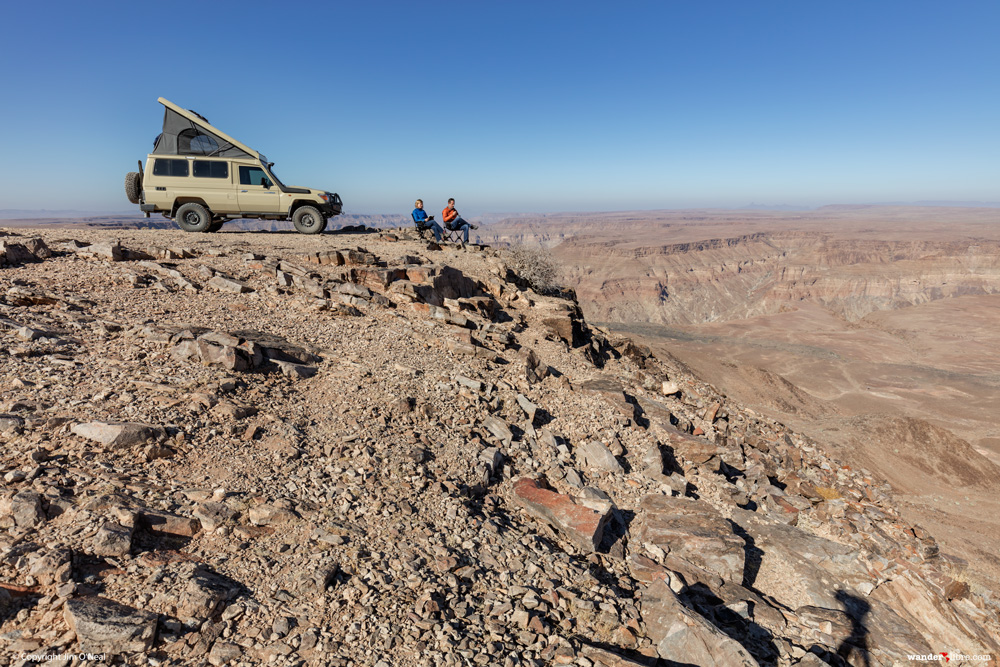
482,206 -> 1000,326
554,233 -> 1000,325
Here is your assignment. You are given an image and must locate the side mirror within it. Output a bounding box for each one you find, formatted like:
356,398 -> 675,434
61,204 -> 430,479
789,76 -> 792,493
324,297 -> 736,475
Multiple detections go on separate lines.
260,178 -> 270,188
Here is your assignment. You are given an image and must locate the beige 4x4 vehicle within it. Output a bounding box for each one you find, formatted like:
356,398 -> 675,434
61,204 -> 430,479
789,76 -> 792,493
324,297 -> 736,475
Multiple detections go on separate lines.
125,98 -> 342,234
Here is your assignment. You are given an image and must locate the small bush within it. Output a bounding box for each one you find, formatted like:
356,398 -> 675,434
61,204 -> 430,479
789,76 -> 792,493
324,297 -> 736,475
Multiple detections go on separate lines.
500,244 -> 561,295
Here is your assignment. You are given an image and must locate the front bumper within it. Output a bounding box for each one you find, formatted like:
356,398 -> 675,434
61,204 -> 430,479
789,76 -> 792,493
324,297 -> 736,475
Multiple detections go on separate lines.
319,193 -> 343,217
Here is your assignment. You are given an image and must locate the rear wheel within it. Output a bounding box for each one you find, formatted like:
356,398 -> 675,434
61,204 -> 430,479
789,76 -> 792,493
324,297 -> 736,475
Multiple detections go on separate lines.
293,206 -> 326,235
175,203 -> 213,233
125,172 -> 142,204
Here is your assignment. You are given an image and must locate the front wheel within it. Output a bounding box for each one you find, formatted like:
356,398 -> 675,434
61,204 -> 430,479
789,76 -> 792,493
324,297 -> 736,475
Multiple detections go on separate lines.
292,206 -> 326,235
175,203 -> 213,233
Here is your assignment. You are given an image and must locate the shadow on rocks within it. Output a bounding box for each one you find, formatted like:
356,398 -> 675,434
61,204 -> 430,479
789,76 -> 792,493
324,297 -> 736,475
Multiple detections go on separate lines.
532,406 -> 556,428
463,494 -> 517,538
132,531 -> 195,557
0,588 -> 41,628
623,392 -> 651,429
72,553 -> 133,597
664,521 -> 776,664
806,590 -> 873,667
728,521 -> 764,590
598,508 -> 635,557
675,581 -> 782,666
719,461 -> 746,484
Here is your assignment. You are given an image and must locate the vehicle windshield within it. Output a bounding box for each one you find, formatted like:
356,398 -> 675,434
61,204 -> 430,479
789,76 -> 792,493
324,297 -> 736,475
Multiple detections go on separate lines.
262,162 -> 286,189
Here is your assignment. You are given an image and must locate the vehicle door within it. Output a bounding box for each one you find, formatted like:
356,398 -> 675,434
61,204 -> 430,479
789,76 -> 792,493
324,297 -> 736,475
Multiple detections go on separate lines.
237,165 -> 282,213
191,159 -> 234,213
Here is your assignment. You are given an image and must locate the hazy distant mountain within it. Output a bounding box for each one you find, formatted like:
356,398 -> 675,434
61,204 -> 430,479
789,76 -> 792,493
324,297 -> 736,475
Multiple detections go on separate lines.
863,200 -> 1000,208
739,201 -> 1000,210
0,209 -> 137,219
740,203 -> 815,211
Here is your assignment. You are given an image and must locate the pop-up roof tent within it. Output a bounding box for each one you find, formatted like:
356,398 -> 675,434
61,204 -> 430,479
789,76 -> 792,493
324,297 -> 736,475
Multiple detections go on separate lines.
151,97 -> 257,160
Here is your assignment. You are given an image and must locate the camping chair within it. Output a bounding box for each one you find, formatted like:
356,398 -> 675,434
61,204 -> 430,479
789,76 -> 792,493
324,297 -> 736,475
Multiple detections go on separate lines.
442,222 -> 464,243
411,211 -> 434,240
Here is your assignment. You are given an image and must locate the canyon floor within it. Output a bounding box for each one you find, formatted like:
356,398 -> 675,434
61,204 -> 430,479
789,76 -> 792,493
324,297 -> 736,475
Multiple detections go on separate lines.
2,221 -> 998,666
613,299 -> 1000,594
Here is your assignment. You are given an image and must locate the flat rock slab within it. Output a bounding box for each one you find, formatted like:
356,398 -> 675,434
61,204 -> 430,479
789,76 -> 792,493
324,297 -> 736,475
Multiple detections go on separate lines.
199,331 -> 241,347
248,503 -> 299,526
513,477 -> 610,553
576,377 -> 637,421
0,413 -> 25,433
633,494 -> 746,585
88,242 -> 124,261
730,509 -> 870,610
193,501 -> 237,531
629,553 -> 725,594
641,579 -> 759,666
209,641 -> 243,665
515,393 -> 538,424
28,547 -> 72,586
93,521 -> 133,557
138,507 -> 201,537
576,439 -> 624,473
179,568 -> 240,618
272,360 -> 318,379
1,490 -> 45,528
64,596 -> 158,654
207,275 -> 251,293
232,330 -> 322,364
869,570 -> 1000,660
578,645 -> 649,666
71,422 -> 163,449
482,416 -> 513,445
658,428 -> 723,472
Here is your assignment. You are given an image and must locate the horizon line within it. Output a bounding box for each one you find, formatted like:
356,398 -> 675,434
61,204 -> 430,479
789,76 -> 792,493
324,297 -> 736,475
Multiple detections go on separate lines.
3,199 -> 1000,221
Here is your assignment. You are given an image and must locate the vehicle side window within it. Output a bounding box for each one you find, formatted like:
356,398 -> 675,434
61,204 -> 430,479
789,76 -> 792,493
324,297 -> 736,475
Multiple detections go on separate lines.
152,159 -> 189,177
239,166 -> 271,187
193,161 -> 229,179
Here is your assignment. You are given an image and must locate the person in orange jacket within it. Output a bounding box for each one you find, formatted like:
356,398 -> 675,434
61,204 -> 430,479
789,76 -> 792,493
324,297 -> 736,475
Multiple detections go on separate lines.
441,198 -> 478,243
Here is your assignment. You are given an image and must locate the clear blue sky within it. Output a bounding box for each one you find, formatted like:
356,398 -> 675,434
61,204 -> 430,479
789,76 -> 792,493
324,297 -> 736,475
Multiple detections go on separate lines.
1,1 -> 997,215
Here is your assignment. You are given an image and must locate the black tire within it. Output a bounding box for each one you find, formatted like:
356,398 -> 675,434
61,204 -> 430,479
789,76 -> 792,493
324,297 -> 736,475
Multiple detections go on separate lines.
293,206 -> 326,235
125,172 -> 142,204
175,203 -> 213,233
208,219 -> 225,233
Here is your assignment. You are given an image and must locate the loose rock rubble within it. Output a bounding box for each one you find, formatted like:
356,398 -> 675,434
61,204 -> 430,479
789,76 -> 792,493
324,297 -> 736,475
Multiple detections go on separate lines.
0,226 -> 997,666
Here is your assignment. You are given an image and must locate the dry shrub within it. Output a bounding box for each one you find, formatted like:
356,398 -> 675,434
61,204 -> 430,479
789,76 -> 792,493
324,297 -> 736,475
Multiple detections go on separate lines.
500,244 -> 560,295
813,486 -> 842,500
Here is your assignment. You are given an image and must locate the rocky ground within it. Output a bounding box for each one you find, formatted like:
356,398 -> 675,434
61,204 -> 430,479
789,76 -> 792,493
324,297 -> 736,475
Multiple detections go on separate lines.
0,226 -> 997,666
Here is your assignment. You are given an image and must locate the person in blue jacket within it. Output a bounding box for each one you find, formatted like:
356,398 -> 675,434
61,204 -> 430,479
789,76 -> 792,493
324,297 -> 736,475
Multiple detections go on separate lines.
411,199 -> 443,242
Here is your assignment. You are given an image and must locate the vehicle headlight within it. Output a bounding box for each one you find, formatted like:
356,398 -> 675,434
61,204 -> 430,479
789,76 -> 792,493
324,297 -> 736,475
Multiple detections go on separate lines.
319,194 -> 330,202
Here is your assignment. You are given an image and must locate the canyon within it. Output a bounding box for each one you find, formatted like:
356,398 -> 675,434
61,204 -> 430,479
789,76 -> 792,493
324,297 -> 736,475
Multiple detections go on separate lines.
485,205 -> 1000,591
